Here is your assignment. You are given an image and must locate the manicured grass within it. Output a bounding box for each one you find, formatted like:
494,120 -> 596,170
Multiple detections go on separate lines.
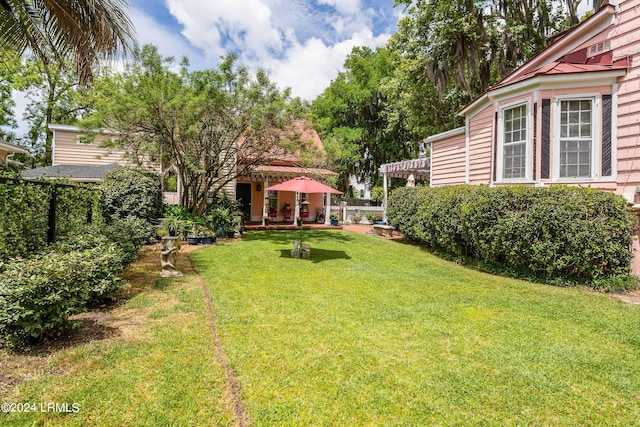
1,248 -> 234,426
191,230 -> 640,425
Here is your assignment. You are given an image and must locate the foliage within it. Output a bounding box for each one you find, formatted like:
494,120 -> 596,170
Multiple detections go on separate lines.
13,57 -> 85,165
0,243 -> 125,345
350,214 -> 362,224
0,178 -> 51,260
0,215 -> 154,346
0,51 -> 22,139
365,212 -> 383,223
2,248 -> 234,426
311,46 -> 415,189
387,185 -> 635,290
83,45 -> 312,215
0,0 -> 134,85
55,183 -> 101,238
370,186 -> 384,204
100,166 -> 163,227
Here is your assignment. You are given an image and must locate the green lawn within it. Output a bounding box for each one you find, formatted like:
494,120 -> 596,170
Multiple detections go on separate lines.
3,230 -> 640,426
190,230 -> 640,426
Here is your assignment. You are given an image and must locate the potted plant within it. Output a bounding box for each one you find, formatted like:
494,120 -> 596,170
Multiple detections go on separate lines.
186,222 -> 204,244
330,212 -> 339,226
162,216 -> 184,237
201,226 -> 215,244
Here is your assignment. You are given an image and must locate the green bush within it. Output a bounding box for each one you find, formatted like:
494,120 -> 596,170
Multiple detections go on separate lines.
387,185 -> 636,291
0,244 -> 125,345
55,184 -> 101,238
100,167 -> 163,225
0,179 -> 51,260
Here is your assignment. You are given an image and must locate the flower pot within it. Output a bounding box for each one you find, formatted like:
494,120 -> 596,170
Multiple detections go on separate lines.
330,219 -> 338,226
187,237 -> 202,244
202,236 -> 213,244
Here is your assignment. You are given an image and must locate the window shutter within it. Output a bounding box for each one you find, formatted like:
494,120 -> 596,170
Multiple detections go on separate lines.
493,111 -> 498,182
602,94 -> 612,177
541,99 -> 551,179
533,102 -> 537,180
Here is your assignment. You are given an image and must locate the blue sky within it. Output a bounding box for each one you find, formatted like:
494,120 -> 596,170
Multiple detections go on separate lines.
128,0 -> 403,100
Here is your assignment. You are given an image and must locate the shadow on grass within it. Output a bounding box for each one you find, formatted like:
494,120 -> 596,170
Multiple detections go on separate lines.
246,229 -> 355,245
277,248 -> 351,263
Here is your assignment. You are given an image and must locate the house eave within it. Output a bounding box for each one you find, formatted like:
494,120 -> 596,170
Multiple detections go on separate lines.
426,127 -> 466,144
489,70 -> 627,101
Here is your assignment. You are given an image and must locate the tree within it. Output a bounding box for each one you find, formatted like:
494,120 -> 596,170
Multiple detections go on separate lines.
311,46 -> 414,191
15,57 -> 84,165
0,0 -> 134,85
385,0 -> 576,140
0,50 -> 22,142
83,45 -> 313,215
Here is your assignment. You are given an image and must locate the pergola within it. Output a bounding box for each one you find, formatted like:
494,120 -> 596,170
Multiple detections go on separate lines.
378,157 -> 430,220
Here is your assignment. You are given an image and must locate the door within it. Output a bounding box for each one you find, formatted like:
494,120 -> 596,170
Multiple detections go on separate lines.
235,182 -> 252,221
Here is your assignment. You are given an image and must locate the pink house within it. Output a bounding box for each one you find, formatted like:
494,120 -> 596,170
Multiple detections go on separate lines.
423,0 -> 640,272
429,0 -> 638,195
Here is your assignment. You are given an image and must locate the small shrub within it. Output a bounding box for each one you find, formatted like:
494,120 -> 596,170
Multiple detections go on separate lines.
0,244 -> 125,345
365,212 -> 383,223
351,214 -> 362,224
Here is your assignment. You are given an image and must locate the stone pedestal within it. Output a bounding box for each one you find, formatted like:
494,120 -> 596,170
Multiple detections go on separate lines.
161,236 -> 182,277
291,239 -> 311,259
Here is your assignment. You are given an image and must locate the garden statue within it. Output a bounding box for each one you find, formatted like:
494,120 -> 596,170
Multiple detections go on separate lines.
160,236 -> 182,277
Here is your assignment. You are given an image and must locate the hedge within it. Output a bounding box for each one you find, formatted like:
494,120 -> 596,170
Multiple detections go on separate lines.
0,243 -> 125,344
0,180 -> 51,260
387,185 -> 636,291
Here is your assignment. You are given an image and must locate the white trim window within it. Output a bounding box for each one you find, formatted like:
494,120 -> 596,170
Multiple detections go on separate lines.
553,95 -> 599,181
497,101 -> 530,182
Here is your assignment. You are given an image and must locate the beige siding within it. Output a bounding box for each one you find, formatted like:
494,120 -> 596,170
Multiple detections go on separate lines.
52,129 -> 124,166
467,106 -> 494,184
431,133 -> 466,186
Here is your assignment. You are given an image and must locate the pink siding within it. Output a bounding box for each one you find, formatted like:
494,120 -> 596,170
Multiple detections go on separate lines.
467,106 -> 494,184
52,129 -> 124,166
431,133 -> 466,186
613,0 -> 640,201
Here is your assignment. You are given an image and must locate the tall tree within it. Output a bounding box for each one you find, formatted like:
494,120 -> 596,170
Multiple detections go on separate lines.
16,57 -> 84,165
83,45 -> 312,215
386,0 -> 575,139
0,0 -> 135,84
0,51 -> 21,141
312,46 -> 414,191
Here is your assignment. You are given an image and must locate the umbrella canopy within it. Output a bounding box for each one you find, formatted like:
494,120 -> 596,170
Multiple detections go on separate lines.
265,176 -> 343,194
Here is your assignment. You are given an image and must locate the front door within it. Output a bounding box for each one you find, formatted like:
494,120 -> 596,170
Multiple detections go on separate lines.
235,183 -> 252,221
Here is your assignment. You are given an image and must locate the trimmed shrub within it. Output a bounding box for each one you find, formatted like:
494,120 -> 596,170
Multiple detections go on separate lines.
100,167 -> 163,225
0,179 -> 51,260
387,185 -> 635,290
0,244 -> 125,344
55,184 -> 101,238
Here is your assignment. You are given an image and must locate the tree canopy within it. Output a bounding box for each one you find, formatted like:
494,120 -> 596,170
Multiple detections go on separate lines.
0,0 -> 135,85
83,45 -> 312,215
311,46 -> 414,192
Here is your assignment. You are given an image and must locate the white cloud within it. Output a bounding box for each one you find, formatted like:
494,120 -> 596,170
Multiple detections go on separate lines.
265,29 -> 391,100
131,0 -> 398,100
165,0 -> 286,61
130,6 -> 208,68
317,0 -> 362,15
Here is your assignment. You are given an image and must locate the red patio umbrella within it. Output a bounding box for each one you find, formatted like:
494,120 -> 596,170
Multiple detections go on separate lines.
264,176 -> 343,194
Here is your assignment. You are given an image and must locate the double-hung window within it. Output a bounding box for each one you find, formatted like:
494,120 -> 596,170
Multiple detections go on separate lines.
501,103 -> 528,180
558,99 -> 593,179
